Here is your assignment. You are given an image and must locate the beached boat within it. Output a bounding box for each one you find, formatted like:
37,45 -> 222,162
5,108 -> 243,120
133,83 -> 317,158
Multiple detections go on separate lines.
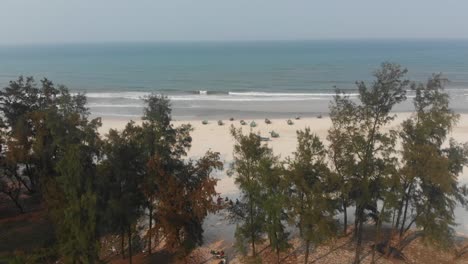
218,120 -> 224,126
240,120 -> 246,125
202,120 -> 208,125
287,119 -> 294,125
256,135 -> 270,141
265,118 -> 271,124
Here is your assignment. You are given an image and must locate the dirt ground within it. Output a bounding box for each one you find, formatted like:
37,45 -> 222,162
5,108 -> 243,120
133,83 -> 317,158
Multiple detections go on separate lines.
2,196 -> 468,264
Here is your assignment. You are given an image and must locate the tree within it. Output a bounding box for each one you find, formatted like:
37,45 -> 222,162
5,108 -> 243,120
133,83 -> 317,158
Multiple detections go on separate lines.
139,95 -> 187,254
141,95 -> 221,258
0,76 -> 103,262
259,143 -> 289,263
397,74 -> 468,248
28,79 -> 102,263
54,144 -> 100,263
327,94 -> 358,236
99,122 -> 146,263
151,150 -> 221,258
329,63 -> 409,263
0,77 -> 42,195
287,128 -> 337,263
44,91 -> 102,263
228,127 -> 270,258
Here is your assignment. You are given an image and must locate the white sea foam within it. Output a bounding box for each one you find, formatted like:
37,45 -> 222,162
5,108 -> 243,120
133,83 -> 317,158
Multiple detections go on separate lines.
169,96 -> 325,102
87,103 -> 144,108
91,112 -> 142,118
82,91 -> 358,102
83,92 -> 150,100
228,91 -> 358,97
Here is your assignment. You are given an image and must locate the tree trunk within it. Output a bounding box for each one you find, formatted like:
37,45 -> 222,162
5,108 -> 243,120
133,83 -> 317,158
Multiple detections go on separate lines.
299,193 -> 304,237
399,195 -> 410,237
276,245 -> 280,264
304,239 -> 310,264
353,208 -> 364,264
371,203 -> 386,264
343,199 -> 348,235
14,172 -> 33,194
399,183 -> 413,236
121,228 -> 126,259
128,227 -> 133,264
354,207 -> 359,239
249,197 -> 256,257
11,196 -> 24,213
404,217 -> 417,235
386,209 -> 397,257
394,194 -> 404,231
6,192 -> 24,213
25,164 -> 36,191
148,205 -> 153,254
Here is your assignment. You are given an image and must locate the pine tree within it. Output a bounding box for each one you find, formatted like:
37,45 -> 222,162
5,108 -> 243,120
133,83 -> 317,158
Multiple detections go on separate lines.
228,127 -> 271,258
258,143 -> 289,263
99,122 -> 146,263
329,63 -> 409,263
54,144 -> 100,263
140,95 -> 221,258
327,94 -> 358,236
287,128 -> 338,263
397,74 -> 468,248
0,76 -> 42,195
139,95 -> 186,254
43,90 -> 102,262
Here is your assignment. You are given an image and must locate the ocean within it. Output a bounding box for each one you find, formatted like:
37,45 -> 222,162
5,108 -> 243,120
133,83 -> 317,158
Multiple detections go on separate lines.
1,40 -> 468,119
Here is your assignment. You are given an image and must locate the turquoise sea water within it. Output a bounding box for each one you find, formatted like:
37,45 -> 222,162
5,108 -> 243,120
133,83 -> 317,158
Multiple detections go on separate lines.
1,40 -> 467,118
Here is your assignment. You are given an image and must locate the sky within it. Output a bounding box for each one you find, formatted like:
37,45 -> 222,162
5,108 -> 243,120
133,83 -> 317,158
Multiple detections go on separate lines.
1,0 -> 467,44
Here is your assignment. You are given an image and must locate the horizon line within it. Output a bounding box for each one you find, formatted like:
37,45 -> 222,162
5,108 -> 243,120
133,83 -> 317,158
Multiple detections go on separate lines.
2,37 -> 468,47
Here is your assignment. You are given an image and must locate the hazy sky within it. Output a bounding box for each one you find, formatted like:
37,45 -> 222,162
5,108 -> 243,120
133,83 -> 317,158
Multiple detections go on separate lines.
1,0 -> 467,44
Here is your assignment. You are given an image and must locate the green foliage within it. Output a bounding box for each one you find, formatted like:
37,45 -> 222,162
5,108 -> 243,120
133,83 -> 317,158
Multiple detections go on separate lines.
328,63 -> 409,263
228,127 -> 273,256
398,74 -> 468,249
98,121 -> 146,260
259,151 -> 289,261
54,145 -> 100,263
287,128 -> 338,263
45,88 -> 102,263
0,76 -> 102,262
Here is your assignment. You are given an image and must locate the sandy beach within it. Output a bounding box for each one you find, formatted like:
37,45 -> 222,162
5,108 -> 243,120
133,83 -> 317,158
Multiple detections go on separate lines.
98,112 -> 468,184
